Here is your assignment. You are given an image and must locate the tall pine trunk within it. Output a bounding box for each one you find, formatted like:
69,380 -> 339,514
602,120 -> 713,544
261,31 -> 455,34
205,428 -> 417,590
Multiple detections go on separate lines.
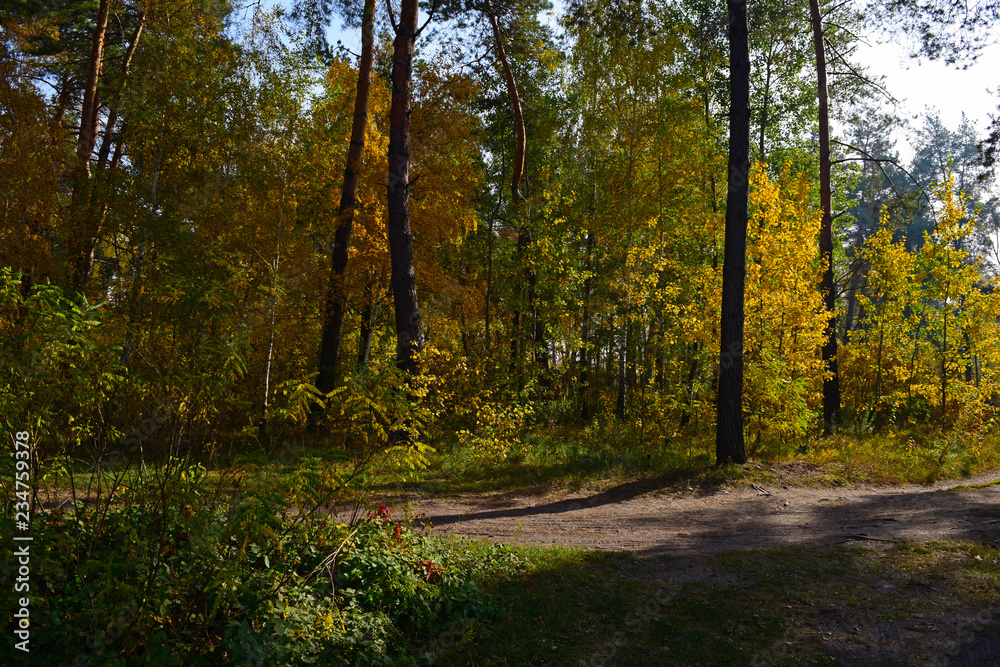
387,0 -> 423,375
96,12 -> 145,172
716,0 -> 750,466
810,0 -> 841,435
486,7 -> 526,202
68,0 -> 110,289
317,0 -> 376,395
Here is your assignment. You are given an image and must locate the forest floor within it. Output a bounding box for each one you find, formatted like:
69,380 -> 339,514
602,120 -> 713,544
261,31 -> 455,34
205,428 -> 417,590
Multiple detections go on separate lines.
386,463 -> 1000,555
374,463 -> 1000,665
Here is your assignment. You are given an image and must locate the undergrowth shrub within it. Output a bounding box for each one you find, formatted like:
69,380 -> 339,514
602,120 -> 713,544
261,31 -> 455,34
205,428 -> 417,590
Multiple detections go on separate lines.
808,427 -> 1000,484
0,270 -> 122,458
321,366 -> 436,477
0,270 -> 249,470
454,394 -> 534,462
0,461 -> 522,665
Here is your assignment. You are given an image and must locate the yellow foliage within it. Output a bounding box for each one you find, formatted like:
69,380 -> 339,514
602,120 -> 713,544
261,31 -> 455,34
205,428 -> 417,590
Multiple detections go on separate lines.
743,164 -> 828,451
844,170 -> 1000,427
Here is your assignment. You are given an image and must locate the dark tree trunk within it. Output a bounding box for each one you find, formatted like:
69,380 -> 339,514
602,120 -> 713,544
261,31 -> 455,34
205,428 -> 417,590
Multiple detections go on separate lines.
509,217 -> 532,388
317,0 -> 376,395
679,343 -> 701,428
716,0 -> 750,466
533,308 -> 548,369
530,256 -> 548,373
486,7 -> 526,202
655,325 -> 665,392
510,305 -> 522,380
96,12 -> 145,173
484,188 -> 502,351
356,276 -> 379,373
387,0 -> 423,375
810,0 -> 841,435
67,0 -> 110,289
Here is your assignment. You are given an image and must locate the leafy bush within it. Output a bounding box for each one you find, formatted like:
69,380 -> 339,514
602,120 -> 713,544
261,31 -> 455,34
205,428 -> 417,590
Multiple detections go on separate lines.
0,462 -> 523,665
0,269 -> 122,458
324,367 -> 436,476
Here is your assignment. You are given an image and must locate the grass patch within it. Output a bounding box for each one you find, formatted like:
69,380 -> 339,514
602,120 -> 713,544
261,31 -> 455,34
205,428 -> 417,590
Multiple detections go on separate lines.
408,424 -> 1000,497
43,422 -> 1000,505
806,428 -> 1000,485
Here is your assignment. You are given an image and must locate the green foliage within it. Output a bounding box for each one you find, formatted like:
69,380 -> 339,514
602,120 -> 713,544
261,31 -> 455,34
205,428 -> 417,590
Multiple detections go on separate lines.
0,464 -> 521,665
324,367 -> 436,476
0,270 -> 121,453
455,392 -> 534,462
843,171 -> 1000,429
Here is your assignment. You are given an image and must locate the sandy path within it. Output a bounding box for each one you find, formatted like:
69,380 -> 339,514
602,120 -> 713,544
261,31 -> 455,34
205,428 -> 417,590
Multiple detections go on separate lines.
373,470 -> 1000,665
388,469 -> 1000,555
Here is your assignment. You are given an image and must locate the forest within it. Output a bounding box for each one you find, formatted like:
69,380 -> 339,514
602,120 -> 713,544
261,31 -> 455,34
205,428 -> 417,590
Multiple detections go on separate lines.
3,0 -> 1000,663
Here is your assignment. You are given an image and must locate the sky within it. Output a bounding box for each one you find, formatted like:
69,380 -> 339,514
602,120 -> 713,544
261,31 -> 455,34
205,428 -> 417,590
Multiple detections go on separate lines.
855,30 -> 1000,165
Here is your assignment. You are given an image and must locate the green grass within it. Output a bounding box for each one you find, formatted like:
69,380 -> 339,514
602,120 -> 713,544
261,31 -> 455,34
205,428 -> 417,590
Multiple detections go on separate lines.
406,423 -> 1000,497
448,540 -> 1000,666
34,419 -> 1000,505
15,422 -> 1000,665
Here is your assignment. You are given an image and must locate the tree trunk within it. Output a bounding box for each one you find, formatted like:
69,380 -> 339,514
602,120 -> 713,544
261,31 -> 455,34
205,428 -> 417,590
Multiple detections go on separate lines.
486,7 -> 526,202
758,42 -> 774,162
387,0 -> 423,375
530,254 -> 548,373
52,73 -> 71,130
510,304 -> 522,380
76,0 -> 109,173
484,186 -> 502,352
810,0 -> 841,436
842,262 -> 862,340
317,0 -> 376,395
716,0 -> 750,466
68,0 -> 110,289
121,147 -> 162,368
356,275 -> 380,373
96,12 -> 145,173
679,344 -> 701,428
841,227 -> 867,340
509,221 -> 532,389
260,168 -> 287,440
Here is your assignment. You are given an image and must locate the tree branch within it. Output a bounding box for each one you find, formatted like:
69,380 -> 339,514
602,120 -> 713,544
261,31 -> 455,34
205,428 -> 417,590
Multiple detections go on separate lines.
832,139 -> 934,210
386,0 -> 398,33
416,0 -> 440,37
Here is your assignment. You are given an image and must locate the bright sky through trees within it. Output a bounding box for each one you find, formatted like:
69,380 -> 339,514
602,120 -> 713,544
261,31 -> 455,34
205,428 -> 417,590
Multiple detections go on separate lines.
857,29 -> 1000,164
323,3 -> 998,169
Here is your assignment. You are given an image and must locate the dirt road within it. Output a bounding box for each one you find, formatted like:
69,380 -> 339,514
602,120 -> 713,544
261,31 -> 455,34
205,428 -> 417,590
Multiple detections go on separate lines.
374,467 -> 1000,665
392,468 -> 1000,555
